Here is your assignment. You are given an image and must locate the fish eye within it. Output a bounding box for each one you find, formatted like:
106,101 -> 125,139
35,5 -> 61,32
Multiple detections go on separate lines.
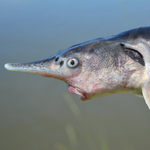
67,57 -> 79,68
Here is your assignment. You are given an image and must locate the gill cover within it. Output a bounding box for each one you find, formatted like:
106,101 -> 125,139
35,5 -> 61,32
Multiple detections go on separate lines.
123,41 -> 150,109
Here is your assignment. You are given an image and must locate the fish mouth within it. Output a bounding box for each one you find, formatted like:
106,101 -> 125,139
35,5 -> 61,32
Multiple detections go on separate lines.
68,85 -> 88,101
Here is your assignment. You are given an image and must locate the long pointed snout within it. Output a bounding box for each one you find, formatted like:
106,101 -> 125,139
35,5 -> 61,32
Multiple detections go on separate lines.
4,55 -> 66,79
5,59 -> 49,75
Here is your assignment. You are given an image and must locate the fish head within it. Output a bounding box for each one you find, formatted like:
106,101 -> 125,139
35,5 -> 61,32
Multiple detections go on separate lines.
5,39 -> 132,101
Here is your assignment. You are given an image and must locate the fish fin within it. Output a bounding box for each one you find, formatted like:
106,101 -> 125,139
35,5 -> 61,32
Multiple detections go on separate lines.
142,82 -> 150,109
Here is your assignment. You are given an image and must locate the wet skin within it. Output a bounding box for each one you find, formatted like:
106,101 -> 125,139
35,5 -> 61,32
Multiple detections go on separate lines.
5,27 -> 150,109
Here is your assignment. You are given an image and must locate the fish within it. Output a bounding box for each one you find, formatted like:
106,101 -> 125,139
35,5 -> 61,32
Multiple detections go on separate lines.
4,27 -> 150,109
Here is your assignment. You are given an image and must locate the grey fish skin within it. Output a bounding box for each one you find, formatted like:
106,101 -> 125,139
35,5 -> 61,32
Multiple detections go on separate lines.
4,27 -> 150,109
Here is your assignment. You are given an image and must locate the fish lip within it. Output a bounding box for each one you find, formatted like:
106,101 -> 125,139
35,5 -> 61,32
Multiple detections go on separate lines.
67,85 -> 88,101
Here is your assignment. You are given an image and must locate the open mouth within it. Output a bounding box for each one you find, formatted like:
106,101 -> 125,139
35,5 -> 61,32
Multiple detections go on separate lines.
68,85 -> 88,101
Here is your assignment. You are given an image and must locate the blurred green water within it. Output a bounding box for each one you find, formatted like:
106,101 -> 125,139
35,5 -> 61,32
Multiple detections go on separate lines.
1,0 -> 150,150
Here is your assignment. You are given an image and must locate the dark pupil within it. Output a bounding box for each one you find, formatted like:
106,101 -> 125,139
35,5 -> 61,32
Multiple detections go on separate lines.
70,60 -> 75,65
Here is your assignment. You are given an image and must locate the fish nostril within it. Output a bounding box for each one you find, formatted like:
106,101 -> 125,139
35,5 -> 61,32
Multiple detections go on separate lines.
55,57 -> 64,67
59,61 -> 64,67
55,57 -> 59,62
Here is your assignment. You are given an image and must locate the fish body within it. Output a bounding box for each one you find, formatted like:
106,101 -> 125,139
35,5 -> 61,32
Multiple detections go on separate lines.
5,27 -> 150,109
